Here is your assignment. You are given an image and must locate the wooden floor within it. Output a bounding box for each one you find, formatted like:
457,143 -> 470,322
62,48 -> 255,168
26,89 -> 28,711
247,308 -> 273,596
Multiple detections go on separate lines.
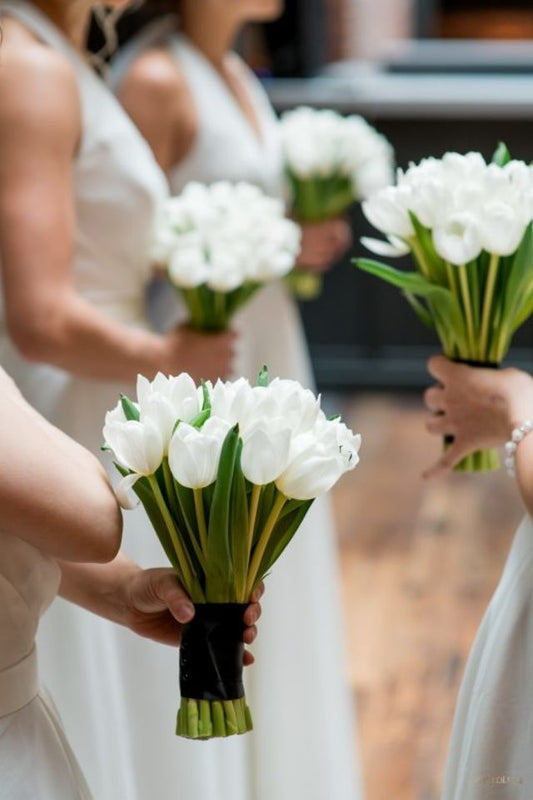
329,392 -> 523,800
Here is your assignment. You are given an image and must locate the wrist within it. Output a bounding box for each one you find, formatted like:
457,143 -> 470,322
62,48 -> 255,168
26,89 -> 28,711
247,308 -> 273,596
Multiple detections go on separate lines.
504,420 -> 533,477
504,373 -> 533,433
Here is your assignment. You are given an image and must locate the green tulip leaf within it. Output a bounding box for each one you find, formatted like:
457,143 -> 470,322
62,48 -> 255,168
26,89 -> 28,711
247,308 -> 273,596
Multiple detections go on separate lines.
255,498 -> 313,581
228,441 -> 249,601
206,425 -> 240,600
257,365 -> 269,387
120,394 -> 140,422
492,141 -> 511,166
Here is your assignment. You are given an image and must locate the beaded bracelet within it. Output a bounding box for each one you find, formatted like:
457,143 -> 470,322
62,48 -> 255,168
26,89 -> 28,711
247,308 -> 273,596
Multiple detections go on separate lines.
504,420 -> 533,478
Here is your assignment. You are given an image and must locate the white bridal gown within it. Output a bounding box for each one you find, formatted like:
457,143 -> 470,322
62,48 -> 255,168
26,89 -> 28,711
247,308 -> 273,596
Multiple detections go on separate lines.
113,28 -> 362,800
441,515 -> 533,799
0,526 -> 92,800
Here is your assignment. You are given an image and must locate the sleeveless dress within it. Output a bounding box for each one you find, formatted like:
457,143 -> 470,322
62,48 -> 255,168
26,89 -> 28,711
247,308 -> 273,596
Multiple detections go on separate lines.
0,4 -> 182,800
441,515 -> 533,799
0,529 -> 92,800
113,30 -> 362,800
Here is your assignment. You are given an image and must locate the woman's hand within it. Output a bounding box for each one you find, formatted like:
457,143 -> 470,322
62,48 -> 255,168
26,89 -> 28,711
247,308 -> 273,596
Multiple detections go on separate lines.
422,355 -> 533,478
161,324 -> 237,382
122,569 -> 263,665
296,218 -> 352,274
59,555 -> 263,665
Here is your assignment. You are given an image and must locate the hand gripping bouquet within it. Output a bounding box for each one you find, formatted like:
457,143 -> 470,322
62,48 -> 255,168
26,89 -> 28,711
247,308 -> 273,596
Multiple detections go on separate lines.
280,106 -> 394,299
151,181 -> 301,330
355,144 -> 533,472
103,368 -> 361,739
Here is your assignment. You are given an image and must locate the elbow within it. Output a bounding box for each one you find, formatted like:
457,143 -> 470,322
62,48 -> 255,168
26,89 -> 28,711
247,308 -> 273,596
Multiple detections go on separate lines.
7,302 -> 70,363
88,494 -> 123,564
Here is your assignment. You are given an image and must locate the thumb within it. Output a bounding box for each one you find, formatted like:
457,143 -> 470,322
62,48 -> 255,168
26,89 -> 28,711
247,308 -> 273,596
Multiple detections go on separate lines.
422,440 -> 467,479
132,568 -> 195,624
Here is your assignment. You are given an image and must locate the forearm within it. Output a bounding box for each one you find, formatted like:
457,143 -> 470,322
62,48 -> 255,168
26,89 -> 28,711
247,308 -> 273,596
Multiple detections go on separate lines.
10,289 -> 169,382
58,553 -> 141,625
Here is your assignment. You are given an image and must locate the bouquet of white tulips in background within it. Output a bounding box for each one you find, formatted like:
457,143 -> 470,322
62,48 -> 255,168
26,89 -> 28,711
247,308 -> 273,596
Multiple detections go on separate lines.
151,181 -> 301,330
355,143 -> 533,472
280,106 -> 394,299
103,367 -> 361,739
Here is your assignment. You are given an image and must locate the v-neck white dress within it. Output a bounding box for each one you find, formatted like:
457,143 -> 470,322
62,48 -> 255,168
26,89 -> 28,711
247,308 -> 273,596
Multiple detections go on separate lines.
113,29 -> 362,800
441,515 -> 533,799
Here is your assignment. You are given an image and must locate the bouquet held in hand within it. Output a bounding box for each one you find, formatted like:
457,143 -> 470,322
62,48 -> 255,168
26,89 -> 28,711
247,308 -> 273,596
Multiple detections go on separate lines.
151,181 -> 301,330
280,105 -> 394,298
103,368 -> 361,739
355,144 -> 533,472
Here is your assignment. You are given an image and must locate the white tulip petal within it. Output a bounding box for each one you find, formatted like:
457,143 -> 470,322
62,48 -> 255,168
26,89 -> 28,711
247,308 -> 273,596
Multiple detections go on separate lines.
241,426 -> 292,485
361,236 -> 410,257
115,473 -> 142,510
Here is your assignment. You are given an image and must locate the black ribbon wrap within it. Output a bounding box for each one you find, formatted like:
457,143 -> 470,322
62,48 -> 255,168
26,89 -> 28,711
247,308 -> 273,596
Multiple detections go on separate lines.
179,603 -> 247,702
452,358 -> 500,369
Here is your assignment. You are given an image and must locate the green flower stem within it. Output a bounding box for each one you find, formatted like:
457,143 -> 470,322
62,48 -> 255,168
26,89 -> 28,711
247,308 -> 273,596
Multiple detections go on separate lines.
479,253 -> 500,359
223,700 -> 238,735
212,701 -> 226,736
199,699 -> 213,738
457,264 -> 476,356
193,488 -> 208,554
245,492 -> 287,597
409,238 -> 432,279
147,475 -> 199,599
176,698 -> 253,739
162,458 -> 176,507
445,260 -> 459,296
247,484 -> 262,554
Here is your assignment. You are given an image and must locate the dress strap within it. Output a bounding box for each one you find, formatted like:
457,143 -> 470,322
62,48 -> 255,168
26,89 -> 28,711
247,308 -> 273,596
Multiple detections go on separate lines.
0,646 -> 39,717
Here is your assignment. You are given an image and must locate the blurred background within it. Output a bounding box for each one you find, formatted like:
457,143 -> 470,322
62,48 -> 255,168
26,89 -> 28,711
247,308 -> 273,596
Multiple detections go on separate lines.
241,3 -> 533,799
241,0 -> 533,391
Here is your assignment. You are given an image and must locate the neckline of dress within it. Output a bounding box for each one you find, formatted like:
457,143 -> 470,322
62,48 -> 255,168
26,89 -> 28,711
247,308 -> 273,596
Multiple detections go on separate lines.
173,33 -> 268,150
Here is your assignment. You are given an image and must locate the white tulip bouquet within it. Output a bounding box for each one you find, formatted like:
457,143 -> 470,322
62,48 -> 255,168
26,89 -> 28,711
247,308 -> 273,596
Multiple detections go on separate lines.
103,368 -> 361,739
280,106 -> 394,299
151,181 -> 301,330
355,144 -> 533,471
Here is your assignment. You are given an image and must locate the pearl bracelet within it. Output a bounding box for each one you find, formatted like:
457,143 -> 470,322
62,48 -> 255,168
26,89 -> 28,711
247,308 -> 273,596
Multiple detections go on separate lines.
504,420 -> 533,477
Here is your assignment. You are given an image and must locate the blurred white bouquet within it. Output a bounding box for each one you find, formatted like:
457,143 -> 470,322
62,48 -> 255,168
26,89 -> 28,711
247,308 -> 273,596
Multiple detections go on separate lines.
356,143 -> 533,471
151,181 -> 301,330
103,367 -> 361,739
280,106 -> 394,299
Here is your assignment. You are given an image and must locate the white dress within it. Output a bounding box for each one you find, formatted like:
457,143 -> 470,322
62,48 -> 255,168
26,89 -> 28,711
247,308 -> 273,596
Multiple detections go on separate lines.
441,515 -> 533,799
0,4 -> 179,800
113,30 -> 362,800
0,530 -> 92,800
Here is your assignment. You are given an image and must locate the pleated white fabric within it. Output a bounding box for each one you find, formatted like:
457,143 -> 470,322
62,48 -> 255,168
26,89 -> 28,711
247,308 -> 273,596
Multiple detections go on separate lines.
0,531 -> 92,800
441,515 -> 533,799
113,30 -> 363,800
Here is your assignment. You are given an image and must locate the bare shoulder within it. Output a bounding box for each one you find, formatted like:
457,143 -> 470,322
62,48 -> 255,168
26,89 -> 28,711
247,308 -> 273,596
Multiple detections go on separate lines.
0,21 -> 80,154
120,46 -> 184,99
119,46 -> 197,170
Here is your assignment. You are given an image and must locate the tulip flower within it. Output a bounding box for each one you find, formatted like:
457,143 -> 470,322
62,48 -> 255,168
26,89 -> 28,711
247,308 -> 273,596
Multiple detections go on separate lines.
151,181 -> 301,331
103,369 -> 361,740
355,143 -> 533,472
168,417 -> 230,489
280,105 -> 394,300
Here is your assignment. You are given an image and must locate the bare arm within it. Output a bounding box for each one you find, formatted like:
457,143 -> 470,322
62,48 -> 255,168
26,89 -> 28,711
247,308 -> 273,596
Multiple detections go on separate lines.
119,49 -> 197,173
0,369 -> 122,562
0,39 -> 234,383
423,355 -> 533,516
59,553 -> 262,660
